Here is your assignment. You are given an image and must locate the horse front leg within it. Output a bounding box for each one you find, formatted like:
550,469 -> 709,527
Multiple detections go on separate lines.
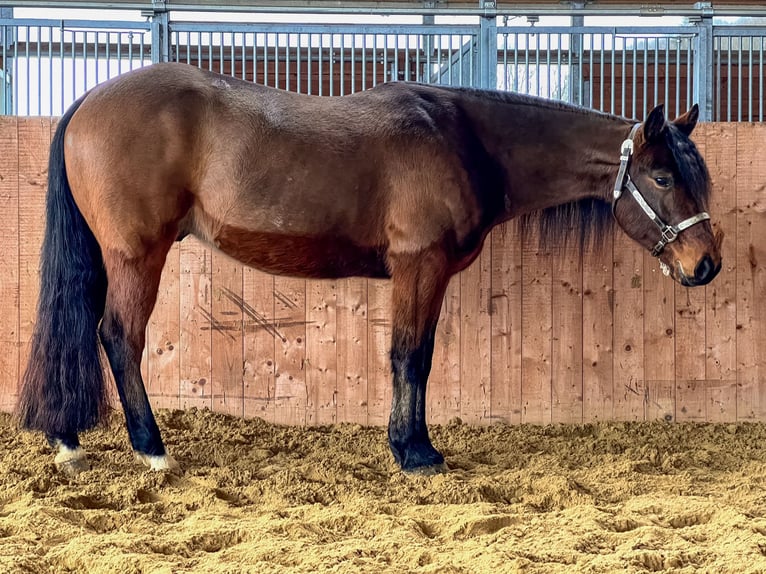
388,249 -> 450,474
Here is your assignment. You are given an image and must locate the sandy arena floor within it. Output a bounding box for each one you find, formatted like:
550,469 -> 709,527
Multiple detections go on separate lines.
2,408 -> 766,573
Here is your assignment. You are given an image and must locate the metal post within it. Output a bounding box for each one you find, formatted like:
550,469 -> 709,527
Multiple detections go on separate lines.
571,10 -> 584,106
146,0 -> 170,64
479,0 -> 497,89
691,3 -> 714,121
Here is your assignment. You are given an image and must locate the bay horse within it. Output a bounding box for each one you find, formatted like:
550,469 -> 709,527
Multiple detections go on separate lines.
18,63 -> 721,475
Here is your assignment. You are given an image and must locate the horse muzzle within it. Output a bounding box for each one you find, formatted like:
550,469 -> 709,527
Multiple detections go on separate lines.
678,254 -> 722,287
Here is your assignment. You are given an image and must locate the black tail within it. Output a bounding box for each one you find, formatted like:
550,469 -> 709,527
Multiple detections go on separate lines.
17,95 -> 109,436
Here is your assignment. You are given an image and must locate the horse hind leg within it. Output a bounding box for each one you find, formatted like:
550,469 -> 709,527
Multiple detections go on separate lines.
387,247 -> 451,474
99,245 -> 179,471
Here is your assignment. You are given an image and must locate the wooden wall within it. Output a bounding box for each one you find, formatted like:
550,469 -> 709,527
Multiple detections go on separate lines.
0,118 -> 763,426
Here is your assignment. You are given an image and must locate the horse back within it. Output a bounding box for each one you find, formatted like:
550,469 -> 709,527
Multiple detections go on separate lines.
62,63 -> 489,278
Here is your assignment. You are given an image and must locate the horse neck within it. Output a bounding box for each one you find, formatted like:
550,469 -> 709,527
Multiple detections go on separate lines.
460,93 -> 632,219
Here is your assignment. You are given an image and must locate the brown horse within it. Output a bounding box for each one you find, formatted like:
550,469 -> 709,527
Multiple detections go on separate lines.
18,62 -> 721,475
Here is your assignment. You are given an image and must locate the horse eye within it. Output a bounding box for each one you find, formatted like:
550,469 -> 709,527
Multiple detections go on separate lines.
654,176 -> 672,188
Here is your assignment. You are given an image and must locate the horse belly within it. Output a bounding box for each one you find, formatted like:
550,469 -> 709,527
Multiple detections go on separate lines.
214,225 -> 389,279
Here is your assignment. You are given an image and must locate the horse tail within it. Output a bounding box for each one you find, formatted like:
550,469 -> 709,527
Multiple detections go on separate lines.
17,94 -> 109,436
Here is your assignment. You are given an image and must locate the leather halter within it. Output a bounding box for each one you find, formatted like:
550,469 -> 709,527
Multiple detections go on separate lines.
612,123 -> 710,258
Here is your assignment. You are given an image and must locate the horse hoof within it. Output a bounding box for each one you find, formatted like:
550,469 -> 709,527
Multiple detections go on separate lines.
135,452 -> 181,472
54,446 -> 90,475
402,462 -> 450,476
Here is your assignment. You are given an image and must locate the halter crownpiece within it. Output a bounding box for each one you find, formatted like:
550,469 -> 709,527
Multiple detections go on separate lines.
612,122 -> 710,258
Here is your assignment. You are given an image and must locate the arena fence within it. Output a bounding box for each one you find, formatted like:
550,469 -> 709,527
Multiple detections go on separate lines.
0,11 -> 763,120
0,119 -> 763,426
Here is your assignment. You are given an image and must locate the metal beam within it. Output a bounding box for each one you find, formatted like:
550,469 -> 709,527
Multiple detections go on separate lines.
1,0 -> 765,17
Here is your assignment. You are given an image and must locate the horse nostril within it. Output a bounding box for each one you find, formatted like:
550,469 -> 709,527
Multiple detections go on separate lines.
694,255 -> 720,285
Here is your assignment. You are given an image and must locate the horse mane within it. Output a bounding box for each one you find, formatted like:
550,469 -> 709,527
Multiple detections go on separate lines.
519,199 -> 615,254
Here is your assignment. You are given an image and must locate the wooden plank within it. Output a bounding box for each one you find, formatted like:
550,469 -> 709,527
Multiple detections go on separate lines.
612,232 -> 645,421
273,277 -> 307,426
460,248 -> 491,424
367,279 -> 391,427
704,123 -> 738,422
17,118 -> 50,405
210,254 -> 243,417
242,267 -> 276,423
551,241 -> 583,424
429,275 -> 461,425
0,117 -> 18,413
145,243 -> 181,411
643,249 -> 675,422
736,124 -> 766,421
179,238 -> 213,410
336,278 -> 368,425
582,239 -> 614,421
489,224 -> 523,425
306,279 -> 337,425
520,231 -> 552,425
674,127 -> 710,423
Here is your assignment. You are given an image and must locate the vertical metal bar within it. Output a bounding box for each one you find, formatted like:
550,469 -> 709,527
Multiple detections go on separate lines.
286,32 -> 291,91
514,32 -> 519,92
715,36 -> 720,121
693,16 -> 714,121
319,34 -> 324,94
372,33 -> 377,87
760,36 -> 764,122
576,30 -> 582,104
351,33 -> 356,92
747,36 -> 755,122
524,32 -> 529,93
229,32 -> 234,77
307,33 -> 312,94
642,36 -> 648,118
26,26 -> 31,114
69,29 -> 74,104
274,33 -> 280,88
502,32 -> 508,90
297,33 -> 302,93
621,37 -> 626,115
36,26 -> 41,114
362,34 -> 367,89
686,38 -> 692,116
653,36 -> 659,110
383,33 -> 389,86
589,33 -> 594,109
632,36 -> 636,118
48,26 -> 53,115
534,31 -> 540,96
546,33 -> 551,99
737,36 -> 742,122
610,32 -> 615,113
676,41 -> 688,115
404,33 -> 410,83
599,33 -> 604,111
330,33 -> 335,95
727,37 -> 732,121
266,32 -> 271,86
664,38 -> 669,115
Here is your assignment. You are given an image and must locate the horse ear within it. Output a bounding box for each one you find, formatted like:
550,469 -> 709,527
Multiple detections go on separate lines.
643,104 -> 666,143
673,103 -> 699,137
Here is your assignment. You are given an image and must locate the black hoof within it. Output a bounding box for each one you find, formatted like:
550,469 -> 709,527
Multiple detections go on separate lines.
391,440 -> 446,474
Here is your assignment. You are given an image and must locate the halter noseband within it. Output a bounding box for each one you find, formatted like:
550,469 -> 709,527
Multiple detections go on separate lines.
612,123 -> 710,260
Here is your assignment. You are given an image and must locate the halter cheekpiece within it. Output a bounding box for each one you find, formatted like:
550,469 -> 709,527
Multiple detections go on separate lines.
612,123 -> 710,258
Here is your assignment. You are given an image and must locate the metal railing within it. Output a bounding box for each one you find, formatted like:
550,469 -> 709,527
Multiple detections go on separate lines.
0,11 -> 763,121
0,17 -> 151,115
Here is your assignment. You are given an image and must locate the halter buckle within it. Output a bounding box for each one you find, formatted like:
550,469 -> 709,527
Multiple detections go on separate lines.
661,226 -> 678,244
